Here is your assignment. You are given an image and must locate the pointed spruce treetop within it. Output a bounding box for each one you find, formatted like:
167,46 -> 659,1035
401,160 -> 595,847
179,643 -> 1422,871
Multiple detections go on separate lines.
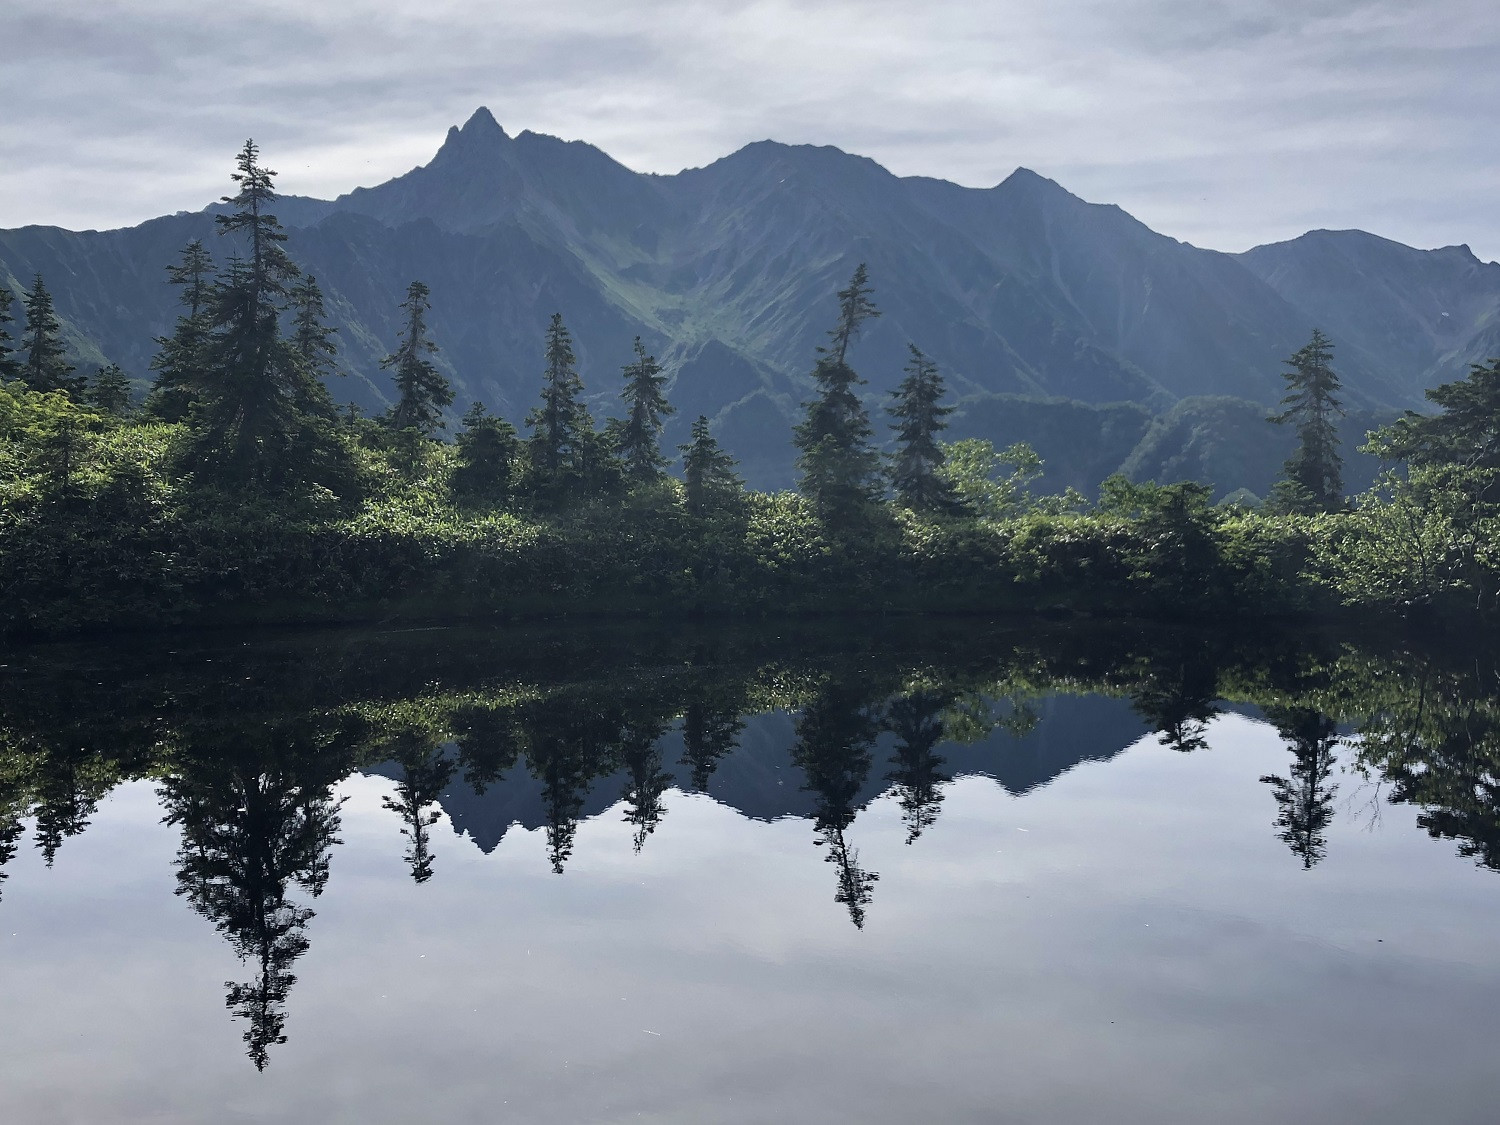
679,414 -> 742,515
89,363 -> 133,415
889,344 -> 964,515
216,139 -> 298,297
617,336 -> 674,486
526,312 -> 590,481
825,262 -> 880,366
20,274 -> 83,398
381,280 -> 451,435
1268,327 -> 1344,513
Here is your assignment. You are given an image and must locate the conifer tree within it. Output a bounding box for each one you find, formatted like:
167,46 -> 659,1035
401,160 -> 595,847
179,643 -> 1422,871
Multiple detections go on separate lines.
794,264 -> 883,522
889,344 -> 964,514
288,275 -> 340,417
19,275 -> 83,398
88,362 -> 133,415
0,287 -> 21,383
451,401 -> 519,505
381,280 -> 451,435
525,313 -> 592,505
147,240 -> 214,421
1268,328 -> 1344,514
616,336 -> 674,486
1371,357 -> 1500,476
184,141 -> 340,491
679,415 -> 742,515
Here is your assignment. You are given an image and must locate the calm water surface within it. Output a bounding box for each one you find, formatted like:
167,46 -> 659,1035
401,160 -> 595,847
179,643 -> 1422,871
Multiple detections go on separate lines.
0,620 -> 1496,1123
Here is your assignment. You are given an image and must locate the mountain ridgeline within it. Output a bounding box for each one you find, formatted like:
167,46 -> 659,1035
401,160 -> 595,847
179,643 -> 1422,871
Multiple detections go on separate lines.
2,106 -> 1497,494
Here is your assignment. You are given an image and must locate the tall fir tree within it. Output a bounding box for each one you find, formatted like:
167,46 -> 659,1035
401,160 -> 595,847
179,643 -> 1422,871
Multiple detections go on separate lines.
794,264 -> 883,522
0,286 -> 21,383
381,280 -> 451,435
1268,328 -> 1344,514
525,313 -> 592,505
288,275 -> 340,417
88,363 -> 133,415
889,344 -> 964,514
679,415 -> 742,515
147,240 -> 215,421
184,141 -> 341,491
615,336 -> 674,487
19,275 -> 83,398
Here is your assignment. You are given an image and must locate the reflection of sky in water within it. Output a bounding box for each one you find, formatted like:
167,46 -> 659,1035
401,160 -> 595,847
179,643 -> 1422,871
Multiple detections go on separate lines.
3,713 -> 1499,1124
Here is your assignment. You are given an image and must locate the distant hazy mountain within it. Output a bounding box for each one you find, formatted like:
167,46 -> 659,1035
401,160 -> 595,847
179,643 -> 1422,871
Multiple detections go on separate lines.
2,106 -> 1495,495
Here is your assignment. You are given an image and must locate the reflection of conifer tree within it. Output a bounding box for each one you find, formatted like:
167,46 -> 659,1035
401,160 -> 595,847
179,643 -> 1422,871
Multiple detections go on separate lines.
885,690 -> 952,844
1130,644 -> 1222,753
32,749 -> 118,866
452,705 -> 520,795
794,684 -> 881,928
161,739 -> 343,1071
0,807 -> 25,903
1259,708 -> 1340,868
680,698 -> 745,793
524,700 -> 621,874
380,735 -> 457,884
620,720 -> 671,853
1354,655 -> 1500,872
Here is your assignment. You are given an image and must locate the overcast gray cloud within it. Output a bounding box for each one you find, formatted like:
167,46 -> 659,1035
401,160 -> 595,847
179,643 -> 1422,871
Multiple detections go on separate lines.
3,0 -> 1497,258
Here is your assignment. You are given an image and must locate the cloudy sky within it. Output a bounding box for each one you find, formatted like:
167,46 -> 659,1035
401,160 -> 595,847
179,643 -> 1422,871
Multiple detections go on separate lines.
4,0 -> 1497,258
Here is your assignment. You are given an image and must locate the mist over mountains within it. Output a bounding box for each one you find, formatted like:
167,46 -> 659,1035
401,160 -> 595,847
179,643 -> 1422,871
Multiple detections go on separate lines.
3,106 -> 1496,496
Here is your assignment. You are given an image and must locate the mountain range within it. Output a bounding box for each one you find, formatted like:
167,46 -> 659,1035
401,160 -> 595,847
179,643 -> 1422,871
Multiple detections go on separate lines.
3,106 -> 1497,496
367,693 -> 1149,857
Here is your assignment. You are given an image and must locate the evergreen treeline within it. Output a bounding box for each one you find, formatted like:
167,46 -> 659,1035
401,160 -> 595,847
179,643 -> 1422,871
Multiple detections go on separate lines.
0,141 -> 1497,633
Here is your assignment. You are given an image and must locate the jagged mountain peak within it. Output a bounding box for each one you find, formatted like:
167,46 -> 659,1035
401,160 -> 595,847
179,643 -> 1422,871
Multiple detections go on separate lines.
440,106 -> 510,148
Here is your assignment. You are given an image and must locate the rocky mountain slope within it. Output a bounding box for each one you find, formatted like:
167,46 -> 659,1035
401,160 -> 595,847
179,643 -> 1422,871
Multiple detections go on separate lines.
2,106 -> 1495,494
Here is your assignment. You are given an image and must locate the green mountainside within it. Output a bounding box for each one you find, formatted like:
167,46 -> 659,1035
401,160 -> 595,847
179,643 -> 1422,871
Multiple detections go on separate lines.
1,106 -> 1493,495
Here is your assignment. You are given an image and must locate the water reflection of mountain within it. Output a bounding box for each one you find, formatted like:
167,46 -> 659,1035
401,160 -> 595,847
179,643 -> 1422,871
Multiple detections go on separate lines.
371,695 -> 1149,854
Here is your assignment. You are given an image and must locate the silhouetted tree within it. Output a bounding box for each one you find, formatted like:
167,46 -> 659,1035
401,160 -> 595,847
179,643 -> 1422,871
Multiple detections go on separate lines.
452,704 -> 522,795
380,735 -> 457,883
288,275 -> 340,417
885,690 -> 951,844
382,280 -> 451,437
794,683 -> 881,928
525,313 -> 593,508
523,699 -> 616,873
19,275 -> 82,398
679,415 -> 743,515
147,240 -> 214,421
451,402 -> 519,506
88,362 -> 133,415
794,264 -> 883,523
0,808 -> 24,903
1259,707 -> 1339,868
889,345 -> 964,515
0,286 -> 22,382
1268,328 -> 1344,514
680,696 -> 745,793
615,337 -> 674,487
182,141 -> 345,492
161,736 -> 343,1070
1130,639 -> 1222,753
620,719 -> 672,852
